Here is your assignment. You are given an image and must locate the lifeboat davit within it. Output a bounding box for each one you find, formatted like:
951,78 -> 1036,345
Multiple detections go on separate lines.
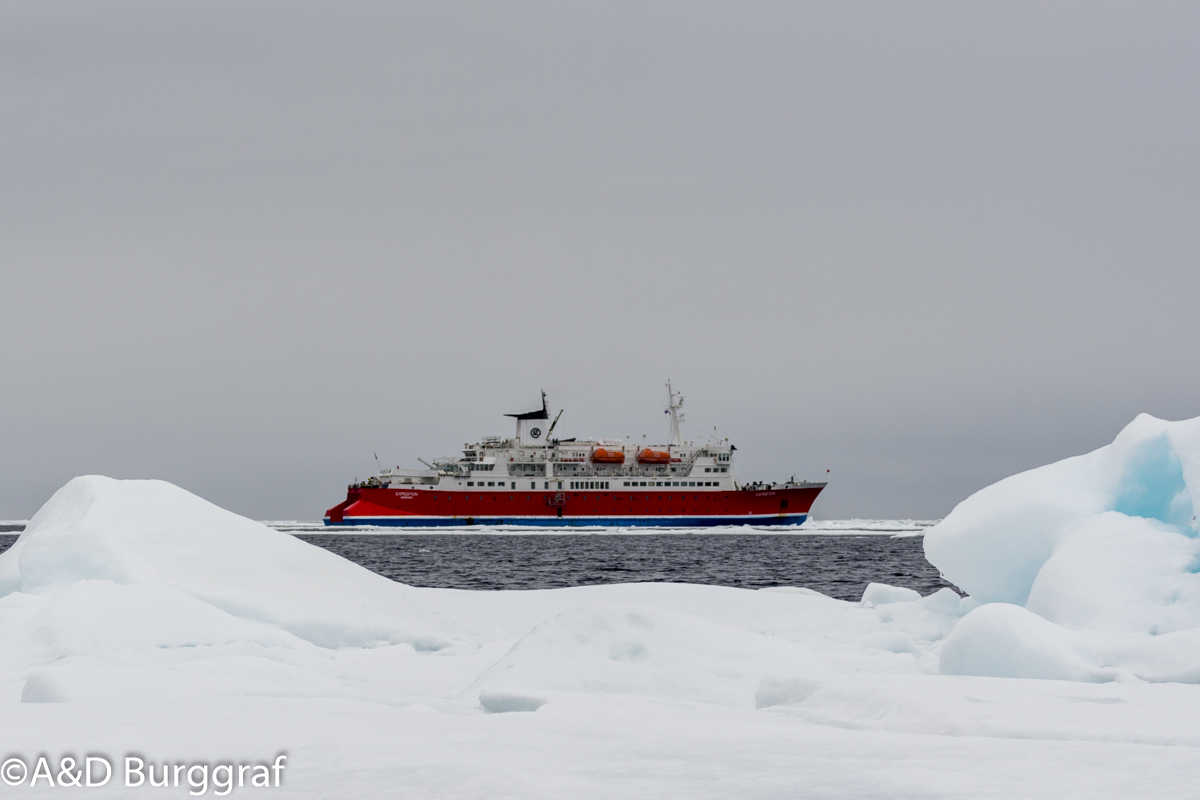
637,448 -> 672,464
591,448 -> 626,464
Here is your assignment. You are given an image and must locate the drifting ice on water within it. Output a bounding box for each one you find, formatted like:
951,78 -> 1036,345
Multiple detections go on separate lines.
324,385 -> 826,527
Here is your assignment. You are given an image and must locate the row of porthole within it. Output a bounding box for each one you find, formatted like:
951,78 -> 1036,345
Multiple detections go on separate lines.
570,481 -> 610,490
624,480 -> 720,487
431,493 -> 732,503
458,479 -> 724,490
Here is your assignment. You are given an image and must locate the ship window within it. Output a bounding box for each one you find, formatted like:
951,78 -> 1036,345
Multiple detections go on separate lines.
511,482 -> 516,489
488,481 -> 495,486
467,482 -> 474,487
720,468 -> 727,473
640,482 -> 647,486
530,482 -> 535,489
705,468 -> 711,473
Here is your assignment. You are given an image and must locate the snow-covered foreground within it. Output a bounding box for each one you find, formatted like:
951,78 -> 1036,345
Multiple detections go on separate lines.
1,413 -> 1199,797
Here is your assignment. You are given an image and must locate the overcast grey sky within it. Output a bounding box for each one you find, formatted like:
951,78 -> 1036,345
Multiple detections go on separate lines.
3,1 -> 1198,520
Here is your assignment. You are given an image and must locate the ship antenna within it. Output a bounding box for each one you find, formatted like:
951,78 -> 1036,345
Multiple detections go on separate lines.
374,451 -> 382,474
665,381 -> 684,447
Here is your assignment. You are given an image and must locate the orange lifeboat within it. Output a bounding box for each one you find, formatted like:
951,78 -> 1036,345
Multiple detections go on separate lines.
591,448 -> 626,464
636,448 -> 672,464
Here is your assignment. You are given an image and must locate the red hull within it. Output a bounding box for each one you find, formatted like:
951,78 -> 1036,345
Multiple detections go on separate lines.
324,484 -> 824,527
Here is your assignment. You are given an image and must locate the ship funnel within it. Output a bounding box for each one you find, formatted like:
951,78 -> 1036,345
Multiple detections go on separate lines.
506,391 -> 552,446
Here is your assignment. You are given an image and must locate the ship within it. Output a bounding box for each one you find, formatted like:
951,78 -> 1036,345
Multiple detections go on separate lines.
323,384 -> 826,527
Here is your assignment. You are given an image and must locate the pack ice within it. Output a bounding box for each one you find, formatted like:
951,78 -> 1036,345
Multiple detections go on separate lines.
1,415 -> 1199,797
0,476 -> 966,707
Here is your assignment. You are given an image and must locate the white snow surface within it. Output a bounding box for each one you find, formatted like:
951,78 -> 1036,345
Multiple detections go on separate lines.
2,456 -> 1200,797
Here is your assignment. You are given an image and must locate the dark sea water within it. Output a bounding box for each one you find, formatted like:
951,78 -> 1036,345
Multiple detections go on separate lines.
0,532 -> 955,602
297,534 -> 954,601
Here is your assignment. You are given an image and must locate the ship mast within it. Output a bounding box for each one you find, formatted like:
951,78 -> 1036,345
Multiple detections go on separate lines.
666,381 -> 685,447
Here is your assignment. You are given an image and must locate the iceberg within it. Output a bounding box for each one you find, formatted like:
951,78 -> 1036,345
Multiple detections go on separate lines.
926,414 -> 1200,681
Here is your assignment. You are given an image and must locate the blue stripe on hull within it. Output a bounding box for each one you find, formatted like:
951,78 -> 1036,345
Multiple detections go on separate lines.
323,514 -> 809,528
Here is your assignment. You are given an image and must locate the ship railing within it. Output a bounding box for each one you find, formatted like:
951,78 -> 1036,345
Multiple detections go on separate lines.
431,458 -> 469,476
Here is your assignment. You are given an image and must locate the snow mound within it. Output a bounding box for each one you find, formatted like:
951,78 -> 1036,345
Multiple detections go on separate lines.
939,603 -> 1115,682
925,414 -> 1200,682
861,583 -> 922,606
0,477 -> 461,671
